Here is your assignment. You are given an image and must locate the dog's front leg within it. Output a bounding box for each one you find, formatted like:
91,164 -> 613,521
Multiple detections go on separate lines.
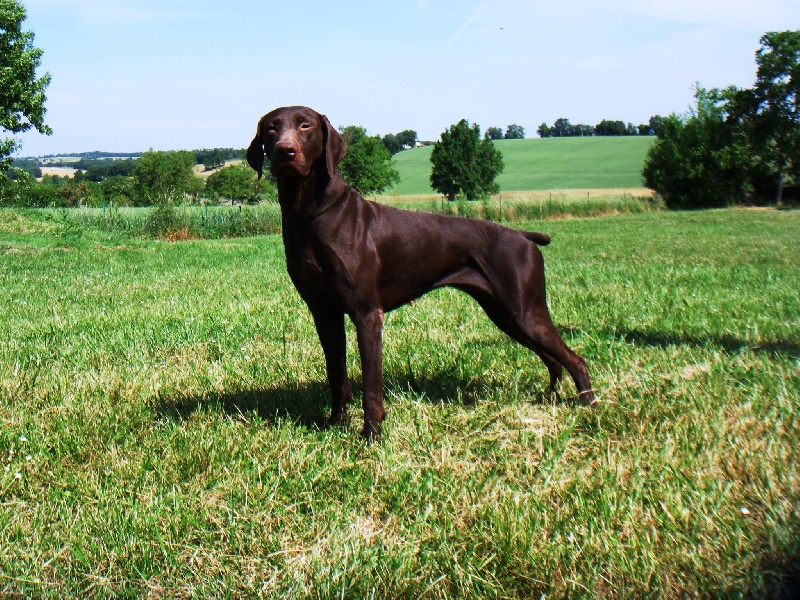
311,309 -> 353,427
353,309 -> 386,442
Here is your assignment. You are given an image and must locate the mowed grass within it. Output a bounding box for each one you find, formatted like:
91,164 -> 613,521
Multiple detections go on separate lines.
1,207 -> 798,597
388,136 -> 654,196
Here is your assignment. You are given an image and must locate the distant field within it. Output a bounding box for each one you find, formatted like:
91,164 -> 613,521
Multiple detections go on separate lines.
388,136 -> 654,196
37,161 -> 245,181
33,138 -> 653,196
39,167 -> 78,178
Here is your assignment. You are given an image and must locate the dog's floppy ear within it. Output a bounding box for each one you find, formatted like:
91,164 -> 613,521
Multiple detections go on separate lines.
319,113 -> 346,179
246,120 -> 265,179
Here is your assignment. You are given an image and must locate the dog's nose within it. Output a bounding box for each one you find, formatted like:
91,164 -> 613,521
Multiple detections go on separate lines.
275,142 -> 298,158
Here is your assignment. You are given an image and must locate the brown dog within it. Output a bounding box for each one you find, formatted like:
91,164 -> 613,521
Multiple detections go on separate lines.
247,106 -> 595,441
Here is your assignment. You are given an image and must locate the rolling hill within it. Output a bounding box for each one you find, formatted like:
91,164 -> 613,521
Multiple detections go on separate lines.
388,135 -> 655,196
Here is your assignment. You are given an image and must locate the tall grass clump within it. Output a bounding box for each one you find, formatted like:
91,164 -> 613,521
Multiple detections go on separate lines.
379,192 -> 660,222
37,203 -> 282,240
144,202 -> 190,239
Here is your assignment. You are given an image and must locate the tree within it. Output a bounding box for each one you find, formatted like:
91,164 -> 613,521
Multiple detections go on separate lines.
201,148 -> 227,171
430,119 -> 504,201
594,119 -> 627,136
205,162 -> 268,202
338,126 -> 400,196
100,175 -> 136,206
382,133 -> 403,155
381,129 -> 417,154
648,115 -> 665,135
752,30 -> 800,204
637,115 -> 665,135
0,0 -> 51,168
642,30 -> 799,208
504,124 -> 525,139
485,127 -> 503,140
396,129 -> 417,149
642,86 -> 749,209
551,118 -> 575,137
132,150 -> 202,205
9,157 -> 40,177
537,122 -> 551,138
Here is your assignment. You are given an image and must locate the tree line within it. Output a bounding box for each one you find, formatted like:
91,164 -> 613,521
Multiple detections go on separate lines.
537,116 -> 664,138
0,150 -> 275,207
14,148 -> 247,177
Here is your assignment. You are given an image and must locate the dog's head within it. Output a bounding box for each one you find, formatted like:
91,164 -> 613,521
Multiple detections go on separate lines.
246,106 -> 346,180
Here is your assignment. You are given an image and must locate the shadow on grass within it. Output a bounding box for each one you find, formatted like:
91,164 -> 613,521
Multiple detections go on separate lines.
153,382 -> 331,430
151,365 -> 581,429
618,327 -> 800,356
156,321 -> 795,429
762,544 -> 800,600
384,369 -> 568,407
152,328 -> 598,428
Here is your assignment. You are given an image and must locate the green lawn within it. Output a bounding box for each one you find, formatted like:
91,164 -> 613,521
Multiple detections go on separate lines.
388,136 -> 655,196
1,207 -> 798,597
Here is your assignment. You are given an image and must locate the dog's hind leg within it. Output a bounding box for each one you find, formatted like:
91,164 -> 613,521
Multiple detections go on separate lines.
528,323 -> 595,404
456,279 -> 594,404
530,347 -> 564,398
488,303 -> 592,403
512,316 -> 595,404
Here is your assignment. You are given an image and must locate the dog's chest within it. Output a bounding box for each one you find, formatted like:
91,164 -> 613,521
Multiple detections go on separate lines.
284,233 -> 324,279
282,231 -> 350,306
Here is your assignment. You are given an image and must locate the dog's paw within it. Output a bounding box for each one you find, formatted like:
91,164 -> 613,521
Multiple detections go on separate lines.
361,423 -> 382,444
327,410 -> 350,428
579,389 -> 598,406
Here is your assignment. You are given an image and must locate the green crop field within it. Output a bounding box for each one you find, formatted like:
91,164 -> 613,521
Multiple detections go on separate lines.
388,136 -> 655,196
1,207 -> 798,597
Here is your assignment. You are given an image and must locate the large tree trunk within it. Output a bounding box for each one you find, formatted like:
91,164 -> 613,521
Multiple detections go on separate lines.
776,163 -> 785,207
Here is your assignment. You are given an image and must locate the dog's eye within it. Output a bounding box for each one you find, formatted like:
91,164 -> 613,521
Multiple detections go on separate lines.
299,122 -> 313,131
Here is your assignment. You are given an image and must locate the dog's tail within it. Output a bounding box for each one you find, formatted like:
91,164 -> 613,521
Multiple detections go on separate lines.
522,231 -> 551,246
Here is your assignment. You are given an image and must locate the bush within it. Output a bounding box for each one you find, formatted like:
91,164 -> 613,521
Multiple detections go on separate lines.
133,150 -> 202,205
144,204 -> 189,238
205,163 -> 274,203
642,91 -> 746,209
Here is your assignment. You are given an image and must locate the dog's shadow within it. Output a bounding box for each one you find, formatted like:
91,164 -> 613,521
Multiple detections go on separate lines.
151,367 -> 562,428
153,381 -> 331,429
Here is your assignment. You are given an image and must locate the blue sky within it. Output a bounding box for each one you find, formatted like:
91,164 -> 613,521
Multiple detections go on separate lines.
13,0 -> 800,156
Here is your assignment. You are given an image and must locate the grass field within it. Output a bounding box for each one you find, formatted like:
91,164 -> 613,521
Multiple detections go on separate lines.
1,207 -> 798,597
388,136 -> 655,196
